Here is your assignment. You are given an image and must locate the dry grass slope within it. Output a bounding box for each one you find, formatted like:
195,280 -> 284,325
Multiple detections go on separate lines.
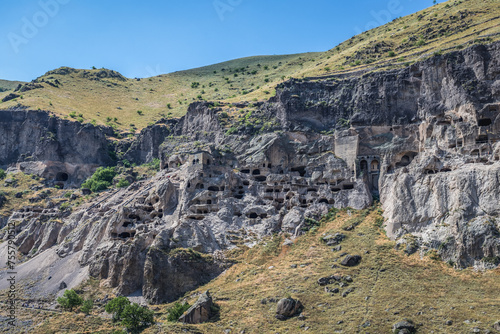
0,0 -> 498,133
24,206 -> 500,333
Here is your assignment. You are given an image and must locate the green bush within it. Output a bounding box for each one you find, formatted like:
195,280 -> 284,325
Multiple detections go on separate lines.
121,303 -> 155,330
0,169 -> 6,179
146,158 -> 160,171
116,179 -> 130,188
80,299 -> 93,314
105,296 -> 130,322
57,289 -> 83,311
81,167 -> 116,192
167,302 -> 190,322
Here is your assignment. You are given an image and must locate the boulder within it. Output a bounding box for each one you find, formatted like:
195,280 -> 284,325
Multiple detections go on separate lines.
340,255 -> 362,266
276,298 -> 303,320
179,290 -> 213,324
392,320 -> 416,334
493,320 -> 500,331
322,233 -> 345,246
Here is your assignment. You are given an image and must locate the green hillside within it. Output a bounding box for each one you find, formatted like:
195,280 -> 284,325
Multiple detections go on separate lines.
0,0 -> 498,134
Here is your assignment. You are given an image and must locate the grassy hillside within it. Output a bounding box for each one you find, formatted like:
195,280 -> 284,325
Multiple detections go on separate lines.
25,205 -> 500,333
0,0 -> 498,133
0,79 -> 24,92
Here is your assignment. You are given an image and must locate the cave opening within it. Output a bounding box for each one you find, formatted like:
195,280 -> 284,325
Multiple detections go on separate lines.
291,166 -> 306,177
343,183 -> 354,190
478,118 -> 492,127
56,172 -> 69,182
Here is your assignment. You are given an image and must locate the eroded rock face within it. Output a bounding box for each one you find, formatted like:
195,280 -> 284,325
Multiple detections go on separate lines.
1,42 -> 499,305
0,108 -> 115,187
143,249 -> 226,304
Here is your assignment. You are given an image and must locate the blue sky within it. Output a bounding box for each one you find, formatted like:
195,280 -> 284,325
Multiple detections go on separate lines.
0,0 -> 437,81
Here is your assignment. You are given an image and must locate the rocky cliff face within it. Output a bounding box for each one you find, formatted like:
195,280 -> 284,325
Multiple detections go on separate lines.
265,42 -> 500,268
266,43 -> 499,131
0,108 -> 116,187
0,42 -> 499,305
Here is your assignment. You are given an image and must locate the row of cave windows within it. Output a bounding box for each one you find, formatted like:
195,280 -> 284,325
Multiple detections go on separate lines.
240,166 -> 306,177
111,232 -> 136,239
187,183 -> 225,191
189,182 -> 354,198
192,159 -> 211,165
437,118 -> 493,127
193,197 -> 335,219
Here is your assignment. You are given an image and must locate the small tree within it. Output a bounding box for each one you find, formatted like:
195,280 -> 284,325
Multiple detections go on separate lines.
57,289 -> 83,311
121,303 -> 155,330
105,296 -> 130,322
80,299 -> 93,314
0,169 -> 6,179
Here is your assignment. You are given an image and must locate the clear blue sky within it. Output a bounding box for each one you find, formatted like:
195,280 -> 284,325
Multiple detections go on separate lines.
0,0 -> 438,82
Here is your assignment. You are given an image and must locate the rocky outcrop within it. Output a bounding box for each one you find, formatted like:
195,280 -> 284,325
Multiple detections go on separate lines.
1,42 -> 499,307
143,249 -> 226,304
0,107 -> 115,187
266,43 -> 500,131
123,121 -> 173,164
265,42 -> 500,268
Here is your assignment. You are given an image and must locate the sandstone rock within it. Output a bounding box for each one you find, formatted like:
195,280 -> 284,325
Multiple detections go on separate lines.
179,290 -> 213,324
340,255 -> 362,267
276,298 -> 303,320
